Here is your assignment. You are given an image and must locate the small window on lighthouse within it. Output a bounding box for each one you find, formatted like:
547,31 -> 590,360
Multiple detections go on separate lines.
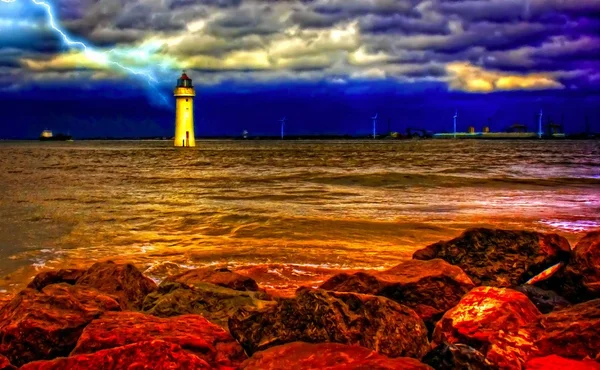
186,99 -> 189,102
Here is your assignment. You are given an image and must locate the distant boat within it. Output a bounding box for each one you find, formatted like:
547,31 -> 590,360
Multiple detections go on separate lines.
39,130 -> 73,141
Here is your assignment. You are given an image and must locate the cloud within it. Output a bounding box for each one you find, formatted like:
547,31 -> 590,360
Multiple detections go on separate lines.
447,62 -> 564,92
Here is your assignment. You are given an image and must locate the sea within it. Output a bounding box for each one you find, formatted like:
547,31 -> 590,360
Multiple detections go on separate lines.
0,140 -> 599,296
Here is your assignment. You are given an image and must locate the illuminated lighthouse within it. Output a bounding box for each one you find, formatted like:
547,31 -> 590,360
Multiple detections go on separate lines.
174,71 -> 196,147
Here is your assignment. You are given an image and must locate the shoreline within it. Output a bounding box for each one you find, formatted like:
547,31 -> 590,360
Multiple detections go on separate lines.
1,227 -> 599,369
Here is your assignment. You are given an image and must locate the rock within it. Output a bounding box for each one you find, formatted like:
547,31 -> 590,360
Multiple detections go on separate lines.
143,281 -> 274,329
421,343 -> 497,370
537,231 -> 600,303
229,288 -> 430,359
143,261 -> 186,281
0,355 -> 15,370
72,311 -> 247,368
27,269 -> 86,291
0,284 -> 121,366
527,298 -> 600,360
76,261 -> 157,310
240,342 -> 433,370
166,267 -> 261,292
413,228 -> 571,287
320,259 -> 474,329
19,340 -> 211,370
432,286 -> 540,368
524,355 -> 600,370
513,285 -> 570,314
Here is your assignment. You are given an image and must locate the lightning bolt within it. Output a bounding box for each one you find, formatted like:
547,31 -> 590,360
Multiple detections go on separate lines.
1,0 -> 174,106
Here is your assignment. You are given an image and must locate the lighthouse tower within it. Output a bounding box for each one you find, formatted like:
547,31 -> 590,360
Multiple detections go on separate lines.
174,71 -> 196,147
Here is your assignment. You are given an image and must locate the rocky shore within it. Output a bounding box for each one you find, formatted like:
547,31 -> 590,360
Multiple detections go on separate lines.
0,228 -> 599,369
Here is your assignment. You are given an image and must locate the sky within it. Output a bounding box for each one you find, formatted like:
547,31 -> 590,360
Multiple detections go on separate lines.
0,0 -> 599,138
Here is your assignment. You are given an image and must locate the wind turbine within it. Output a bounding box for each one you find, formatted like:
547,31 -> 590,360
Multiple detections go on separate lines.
372,113 -> 378,139
453,109 -> 458,139
538,109 -> 543,139
280,117 -> 287,139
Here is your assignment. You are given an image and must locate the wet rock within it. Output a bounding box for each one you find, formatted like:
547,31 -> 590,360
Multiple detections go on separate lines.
513,285 -> 570,314
76,261 -> 157,310
527,298 -> 600,360
72,311 -> 246,368
0,284 -> 121,366
432,286 -> 540,368
166,267 -> 261,292
143,261 -> 186,281
537,231 -> 600,303
0,355 -> 15,370
524,355 -> 600,370
413,228 -> 571,287
19,340 -> 211,370
320,259 -> 474,328
229,288 -> 430,359
241,342 -> 433,370
27,269 -> 86,291
143,281 -> 274,329
421,343 -> 497,370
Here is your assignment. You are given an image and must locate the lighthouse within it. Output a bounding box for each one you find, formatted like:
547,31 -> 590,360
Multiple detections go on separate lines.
174,71 -> 196,147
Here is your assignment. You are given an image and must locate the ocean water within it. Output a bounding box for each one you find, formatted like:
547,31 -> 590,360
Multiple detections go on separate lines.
0,140 -> 599,295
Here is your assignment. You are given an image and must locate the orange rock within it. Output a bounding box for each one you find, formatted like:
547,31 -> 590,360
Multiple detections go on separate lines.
413,228 -> 570,287
19,340 -> 211,370
320,259 -> 474,327
0,354 -> 15,370
525,355 -> 600,370
72,311 -> 246,369
432,286 -> 541,368
27,269 -> 86,291
76,261 -> 157,310
0,284 -> 120,366
166,267 -> 261,292
240,342 -> 433,370
528,299 -> 600,360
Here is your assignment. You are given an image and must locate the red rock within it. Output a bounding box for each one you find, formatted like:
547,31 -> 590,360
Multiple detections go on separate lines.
432,286 -> 541,368
240,342 -> 433,370
166,267 -> 261,292
229,288 -> 430,359
413,228 -> 571,287
0,284 -> 121,366
27,269 -> 86,291
422,343 -> 497,370
19,340 -> 211,370
72,311 -> 246,369
320,259 -> 474,326
527,299 -> 600,360
0,354 -> 15,370
76,261 -> 157,310
525,355 -> 600,370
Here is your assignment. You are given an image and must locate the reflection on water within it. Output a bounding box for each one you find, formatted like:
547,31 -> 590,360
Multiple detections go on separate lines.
0,140 -> 599,294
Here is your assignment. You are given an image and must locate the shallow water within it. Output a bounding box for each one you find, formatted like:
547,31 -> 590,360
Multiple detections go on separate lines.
0,140 -> 599,294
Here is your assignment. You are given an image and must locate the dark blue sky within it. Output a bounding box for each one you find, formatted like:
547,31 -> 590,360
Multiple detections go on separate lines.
0,0 -> 599,138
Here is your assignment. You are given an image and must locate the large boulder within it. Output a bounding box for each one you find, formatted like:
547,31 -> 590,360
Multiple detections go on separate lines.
0,284 -> 121,366
165,267 -> 261,292
527,298 -> 600,360
19,340 -> 211,370
536,231 -> 600,303
432,286 -> 541,368
27,269 -> 86,291
320,259 -> 474,327
525,355 -> 600,370
0,355 -> 15,370
240,342 -> 433,370
229,288 -> 430,359
72,311 -> 246,368
75,261 -> 157,310
421,343 -> 497,370
413,228 -> 571,287
143,281 -> 273,329
513,285 -> 570,314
